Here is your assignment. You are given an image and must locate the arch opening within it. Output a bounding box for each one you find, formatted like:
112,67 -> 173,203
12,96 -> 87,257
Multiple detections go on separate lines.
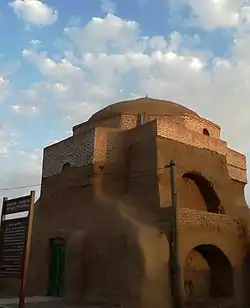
62,162 -> 71,171
183,172 -> 224,214
203,128 -> 210,136
184,244 -> 234,304
242,251 -> 250,306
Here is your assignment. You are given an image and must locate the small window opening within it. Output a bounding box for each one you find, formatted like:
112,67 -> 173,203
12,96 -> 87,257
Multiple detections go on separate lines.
62,162 -> 71,171
203,128 -> 209,136
138,113 -> 145,126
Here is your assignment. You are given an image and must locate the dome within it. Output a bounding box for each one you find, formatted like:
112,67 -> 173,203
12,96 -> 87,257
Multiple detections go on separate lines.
88,97 -> 199,123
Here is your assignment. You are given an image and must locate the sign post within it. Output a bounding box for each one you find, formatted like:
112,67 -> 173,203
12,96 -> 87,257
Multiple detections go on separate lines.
0,191 -> 35,308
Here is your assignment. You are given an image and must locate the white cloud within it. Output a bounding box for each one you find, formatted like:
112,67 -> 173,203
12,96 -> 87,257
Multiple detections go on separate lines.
29,39 -> 42,49
30,39 -> 41,45
100,0 -> 116,14
9,0 -> 57,26
0,124 -> 17,156
0,75 -> 9,102
12,104 -> 39,116
0,148 -> 42,201
148,36 -> 167,51
22,49 -> 84,82
12,82 -> 51,116
64,13 -> 141,54
175,0 -> 250,30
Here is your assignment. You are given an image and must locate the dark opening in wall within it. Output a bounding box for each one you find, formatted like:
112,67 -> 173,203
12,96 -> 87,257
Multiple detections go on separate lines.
48,237 -> 66,297
203,128 -> 210,136
184,244 -> 234,303
62,162 -> 71,171
137,113 -> 146,126
183,172 -> 224,214
243,251 -> 250,306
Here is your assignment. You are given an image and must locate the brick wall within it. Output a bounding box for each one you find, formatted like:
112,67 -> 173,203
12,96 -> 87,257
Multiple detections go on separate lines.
148,114 -> 184,125
179,208 -> 243,235
182,115 -> 221,139
73,116 -> 121,135
157,117 -> 226,153
226,148 -> 246,169
73,114 -> 138,136
157,135 -> 248,213
43,112 -> 247,184
156,117 -> 247,183
43,130 -> 95,178
120,114 -> 138,130
43,115 -> 138,180
227,166 -> 247,183
149,114 -> 221,138
43,126 -> 127,179
94,127 -> 124,163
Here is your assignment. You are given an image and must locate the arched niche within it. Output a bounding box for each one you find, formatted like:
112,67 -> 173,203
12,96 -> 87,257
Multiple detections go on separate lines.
184,244 -> 234,304
203,128 -> 210,136
62,162 -> 71,172
182,172 -> 224,214
242,250 -> 250,307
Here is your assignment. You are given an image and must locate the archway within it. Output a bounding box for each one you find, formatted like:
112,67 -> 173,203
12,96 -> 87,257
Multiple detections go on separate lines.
182,172 -> 224,213
62,162 -> 71,171
242,251 -> 250,306
184,244 -> 234,304
203,128 -> 210,136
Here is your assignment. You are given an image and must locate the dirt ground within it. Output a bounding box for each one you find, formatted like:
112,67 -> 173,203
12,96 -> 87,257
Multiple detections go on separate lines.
0,298 -> 88,308
0,303 -> 91,308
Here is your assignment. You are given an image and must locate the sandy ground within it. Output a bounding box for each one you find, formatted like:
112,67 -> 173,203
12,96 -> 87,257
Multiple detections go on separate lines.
0,297 -> 87,308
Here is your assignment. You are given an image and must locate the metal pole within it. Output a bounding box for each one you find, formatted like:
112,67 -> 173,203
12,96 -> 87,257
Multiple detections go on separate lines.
19,191 -> 35,308
169,160 -> 185,308
0,197 -> 8,273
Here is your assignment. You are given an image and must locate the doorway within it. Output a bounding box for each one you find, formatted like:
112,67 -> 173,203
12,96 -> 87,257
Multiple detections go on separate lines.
184,244 -> 234,304
48,237 -> 66,297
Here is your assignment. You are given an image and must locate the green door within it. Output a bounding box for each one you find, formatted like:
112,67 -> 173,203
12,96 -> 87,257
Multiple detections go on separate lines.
48,238 -> 66,297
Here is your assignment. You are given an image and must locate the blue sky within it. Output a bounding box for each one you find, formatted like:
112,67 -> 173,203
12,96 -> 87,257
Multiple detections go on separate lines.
1,0 -> 250,202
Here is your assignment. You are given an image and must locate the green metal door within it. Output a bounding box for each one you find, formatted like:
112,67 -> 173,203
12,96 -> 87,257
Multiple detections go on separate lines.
48,238 -> 65,297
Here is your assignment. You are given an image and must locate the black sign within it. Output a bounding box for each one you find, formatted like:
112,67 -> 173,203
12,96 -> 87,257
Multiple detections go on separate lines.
0,218 -> 27,278
2,195 -> 31,215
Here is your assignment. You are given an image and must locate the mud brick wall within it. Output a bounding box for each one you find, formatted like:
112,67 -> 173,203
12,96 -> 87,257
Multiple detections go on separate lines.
182,115 -> 221,139
73,116 -> 121,135
42,130 -> 95,178
73,114 -> 138,136
227,166 -> 247,183
43,113 -> 246,183
157,117 -> 226,154
94,127 -> 124,163
120,114 -> 138,130
226,148 -> 246,169
149,114 -> 221,138
156,118 -> 247,183
179,208 -> 243,236
148,114 -> 184,125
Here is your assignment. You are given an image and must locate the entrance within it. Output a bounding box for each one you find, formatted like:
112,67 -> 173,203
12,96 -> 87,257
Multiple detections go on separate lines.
184,244 -> 234,304
48,237 -> 66,297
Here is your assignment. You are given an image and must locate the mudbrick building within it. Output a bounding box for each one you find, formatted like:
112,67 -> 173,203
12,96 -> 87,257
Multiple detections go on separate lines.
3,97 -> 250,307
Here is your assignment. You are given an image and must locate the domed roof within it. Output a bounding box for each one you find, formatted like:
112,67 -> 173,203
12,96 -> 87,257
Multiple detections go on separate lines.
88,97 -> 199,123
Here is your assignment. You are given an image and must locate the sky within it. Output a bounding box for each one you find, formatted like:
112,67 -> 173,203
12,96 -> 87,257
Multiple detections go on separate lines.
1,0 -> 250,203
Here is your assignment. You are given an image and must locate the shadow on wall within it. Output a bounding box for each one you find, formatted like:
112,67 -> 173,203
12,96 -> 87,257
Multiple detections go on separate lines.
242,250 -> 250,307
74,126 -> 171,307
184,244 -> 234,305
38,179 -> 147,307
76,211 -> 145,307
183,172 -> 225,214
37,124 -> 172,307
